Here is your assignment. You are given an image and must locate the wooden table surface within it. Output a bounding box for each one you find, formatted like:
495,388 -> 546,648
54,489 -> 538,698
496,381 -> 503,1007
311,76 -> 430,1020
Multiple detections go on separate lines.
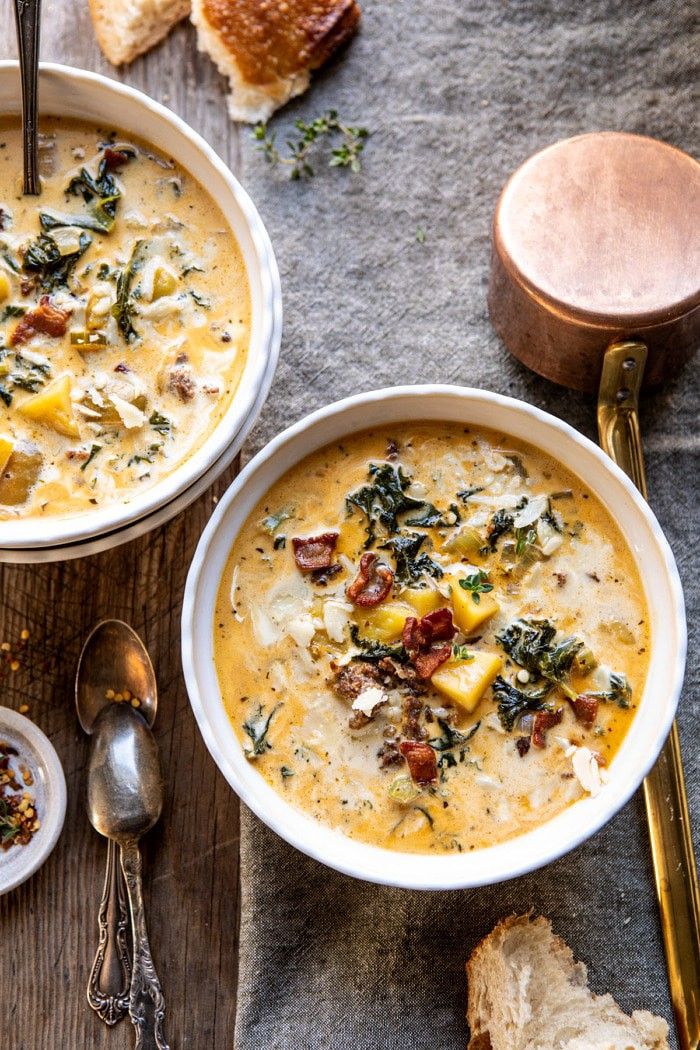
1,6 -> 246,1047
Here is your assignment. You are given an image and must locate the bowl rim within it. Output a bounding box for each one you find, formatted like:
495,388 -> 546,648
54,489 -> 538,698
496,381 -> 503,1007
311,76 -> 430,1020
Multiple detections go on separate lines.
0,61 -> 281,549
0,706 -> 67,895
181,384 -> 687,890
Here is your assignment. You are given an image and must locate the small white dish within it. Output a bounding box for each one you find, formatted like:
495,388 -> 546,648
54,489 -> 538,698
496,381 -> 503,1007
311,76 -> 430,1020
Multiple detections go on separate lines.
182,385 -> 686,890
0,707 -> 67,895
0,61 -> 282,556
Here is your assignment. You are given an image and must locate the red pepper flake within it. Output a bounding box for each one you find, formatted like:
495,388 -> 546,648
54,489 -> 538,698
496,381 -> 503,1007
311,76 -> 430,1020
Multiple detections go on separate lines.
402,608 -> 456,679
568,694 -> 599,729
346,552 -> 394,607
0,741 -> 40,850
399,740 -> 438,785
292,532 -> 339,572
531,707 -> 564,749
11,295 -> 71,345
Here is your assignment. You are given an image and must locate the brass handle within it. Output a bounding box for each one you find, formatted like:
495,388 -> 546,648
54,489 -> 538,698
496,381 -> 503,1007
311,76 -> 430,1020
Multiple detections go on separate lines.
598,341 -> 700,1050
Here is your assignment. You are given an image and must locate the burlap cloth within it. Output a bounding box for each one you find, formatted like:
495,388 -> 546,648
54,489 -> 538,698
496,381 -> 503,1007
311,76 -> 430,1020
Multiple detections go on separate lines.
234,2 -> 699,1047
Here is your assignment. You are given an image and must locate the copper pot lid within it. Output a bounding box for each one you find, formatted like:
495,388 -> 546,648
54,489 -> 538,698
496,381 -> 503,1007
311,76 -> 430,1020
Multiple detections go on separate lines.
488,132 -> 700,392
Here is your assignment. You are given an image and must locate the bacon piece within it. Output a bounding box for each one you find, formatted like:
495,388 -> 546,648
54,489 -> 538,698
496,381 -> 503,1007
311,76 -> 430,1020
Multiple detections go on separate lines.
292,532 -> 339,572
399,740 -> 437,785
402,607 -> 456,679
531,707 -> 564,749
102,147 -> 133,171
11,295 -> 71,345
414,644 -> 452,679
569,694 -> 599,729
346,552 -> 394,607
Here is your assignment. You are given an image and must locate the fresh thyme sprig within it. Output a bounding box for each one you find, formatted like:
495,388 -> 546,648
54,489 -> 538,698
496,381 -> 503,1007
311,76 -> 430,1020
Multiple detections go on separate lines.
253,110 -> 369,179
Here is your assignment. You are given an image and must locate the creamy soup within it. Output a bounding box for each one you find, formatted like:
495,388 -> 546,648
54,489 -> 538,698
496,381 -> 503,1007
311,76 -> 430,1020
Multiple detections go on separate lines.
0,117 -> 250,519
214,424 -> 650,854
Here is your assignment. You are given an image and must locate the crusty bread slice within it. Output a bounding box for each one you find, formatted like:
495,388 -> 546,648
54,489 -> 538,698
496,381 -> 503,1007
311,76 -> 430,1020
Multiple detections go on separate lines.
89,0 -> 191,66
190,0 -> 361,123
466,914 -> 670,1050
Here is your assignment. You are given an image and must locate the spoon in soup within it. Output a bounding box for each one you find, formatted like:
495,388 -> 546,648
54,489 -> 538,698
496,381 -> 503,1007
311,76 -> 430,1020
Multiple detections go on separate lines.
76,621 -> 160,1030
489,131 -> 700,1050
12,0 -> 41,195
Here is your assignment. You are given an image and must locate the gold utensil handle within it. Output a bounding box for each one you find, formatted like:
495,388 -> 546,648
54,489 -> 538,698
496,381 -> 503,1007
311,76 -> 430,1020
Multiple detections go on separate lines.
598,341 -> 700,1050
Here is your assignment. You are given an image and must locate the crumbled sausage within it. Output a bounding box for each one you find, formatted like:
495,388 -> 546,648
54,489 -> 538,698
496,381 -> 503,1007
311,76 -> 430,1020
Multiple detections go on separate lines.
167,353 -> 196,402
516,736 -> 531,757
401,694 -> 426,741
332,662 -> 382,702
378,741 -> 402,768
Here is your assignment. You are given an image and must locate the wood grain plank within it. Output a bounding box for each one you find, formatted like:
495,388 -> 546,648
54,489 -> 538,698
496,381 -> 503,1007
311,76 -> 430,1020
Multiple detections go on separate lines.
0,6 -> 244,1046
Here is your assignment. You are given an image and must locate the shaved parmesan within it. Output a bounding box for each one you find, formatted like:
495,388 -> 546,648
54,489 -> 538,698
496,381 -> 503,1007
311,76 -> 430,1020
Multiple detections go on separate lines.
352,686 -> 387,717
287,614 -> 315,648
110,394 -> 146,430
323,599 -> 352,643
513,494 -> 548,529
566,745 -> 606,797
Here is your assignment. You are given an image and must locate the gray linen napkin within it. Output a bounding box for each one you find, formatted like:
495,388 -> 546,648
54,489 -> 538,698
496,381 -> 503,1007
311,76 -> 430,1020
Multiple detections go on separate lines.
235,2 -> 699,1046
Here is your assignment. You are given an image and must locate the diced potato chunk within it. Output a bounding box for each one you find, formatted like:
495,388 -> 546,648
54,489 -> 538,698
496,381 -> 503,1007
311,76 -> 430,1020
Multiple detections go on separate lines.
0,436 -> 13,474
0,442 -> 42,505
431,652 -> 503,714
152,266 -> 177,300
0,272 -> 11,302
447,574 -> 499,635
18,375 -> 80,438
355,602 -> 410,643
402,587 -> 444,617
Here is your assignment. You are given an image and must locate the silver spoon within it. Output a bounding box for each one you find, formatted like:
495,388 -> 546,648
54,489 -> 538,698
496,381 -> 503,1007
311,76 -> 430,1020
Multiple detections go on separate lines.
76,621 -> 158,1030
87,701 -> 170,1050
13,0 -> 41,195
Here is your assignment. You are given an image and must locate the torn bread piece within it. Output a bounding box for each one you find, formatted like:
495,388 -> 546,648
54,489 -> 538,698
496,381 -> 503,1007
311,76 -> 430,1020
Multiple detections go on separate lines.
466,914 -> 669,1050
89,0 -> 191,66
191,0 -> 361,123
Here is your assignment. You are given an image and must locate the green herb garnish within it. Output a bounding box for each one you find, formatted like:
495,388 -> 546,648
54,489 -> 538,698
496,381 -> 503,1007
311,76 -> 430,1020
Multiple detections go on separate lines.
112,239 -> 147,341
22,231 -> 92,292
350,624 -> 407,664
458,570 -> 494,605
496,617 -> 583,700
379,532 -> 443,585
253,110 -> 368,179
242,703 -> 281,758
149,410 -> 172,435
491,677 -> 552,731
80,444 -> 102,471
346,462 -> 424,547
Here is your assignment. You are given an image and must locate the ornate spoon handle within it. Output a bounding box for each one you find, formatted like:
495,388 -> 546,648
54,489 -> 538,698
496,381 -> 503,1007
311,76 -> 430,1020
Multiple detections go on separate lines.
120,838 -> 170,1050
12,0 -> 42,195
598,341 -> 700,1050
87,837 -> 131,1025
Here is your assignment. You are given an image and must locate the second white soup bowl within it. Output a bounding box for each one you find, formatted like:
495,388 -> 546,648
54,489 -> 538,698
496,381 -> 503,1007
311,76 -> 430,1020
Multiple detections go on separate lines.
182,385 -> 685,890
